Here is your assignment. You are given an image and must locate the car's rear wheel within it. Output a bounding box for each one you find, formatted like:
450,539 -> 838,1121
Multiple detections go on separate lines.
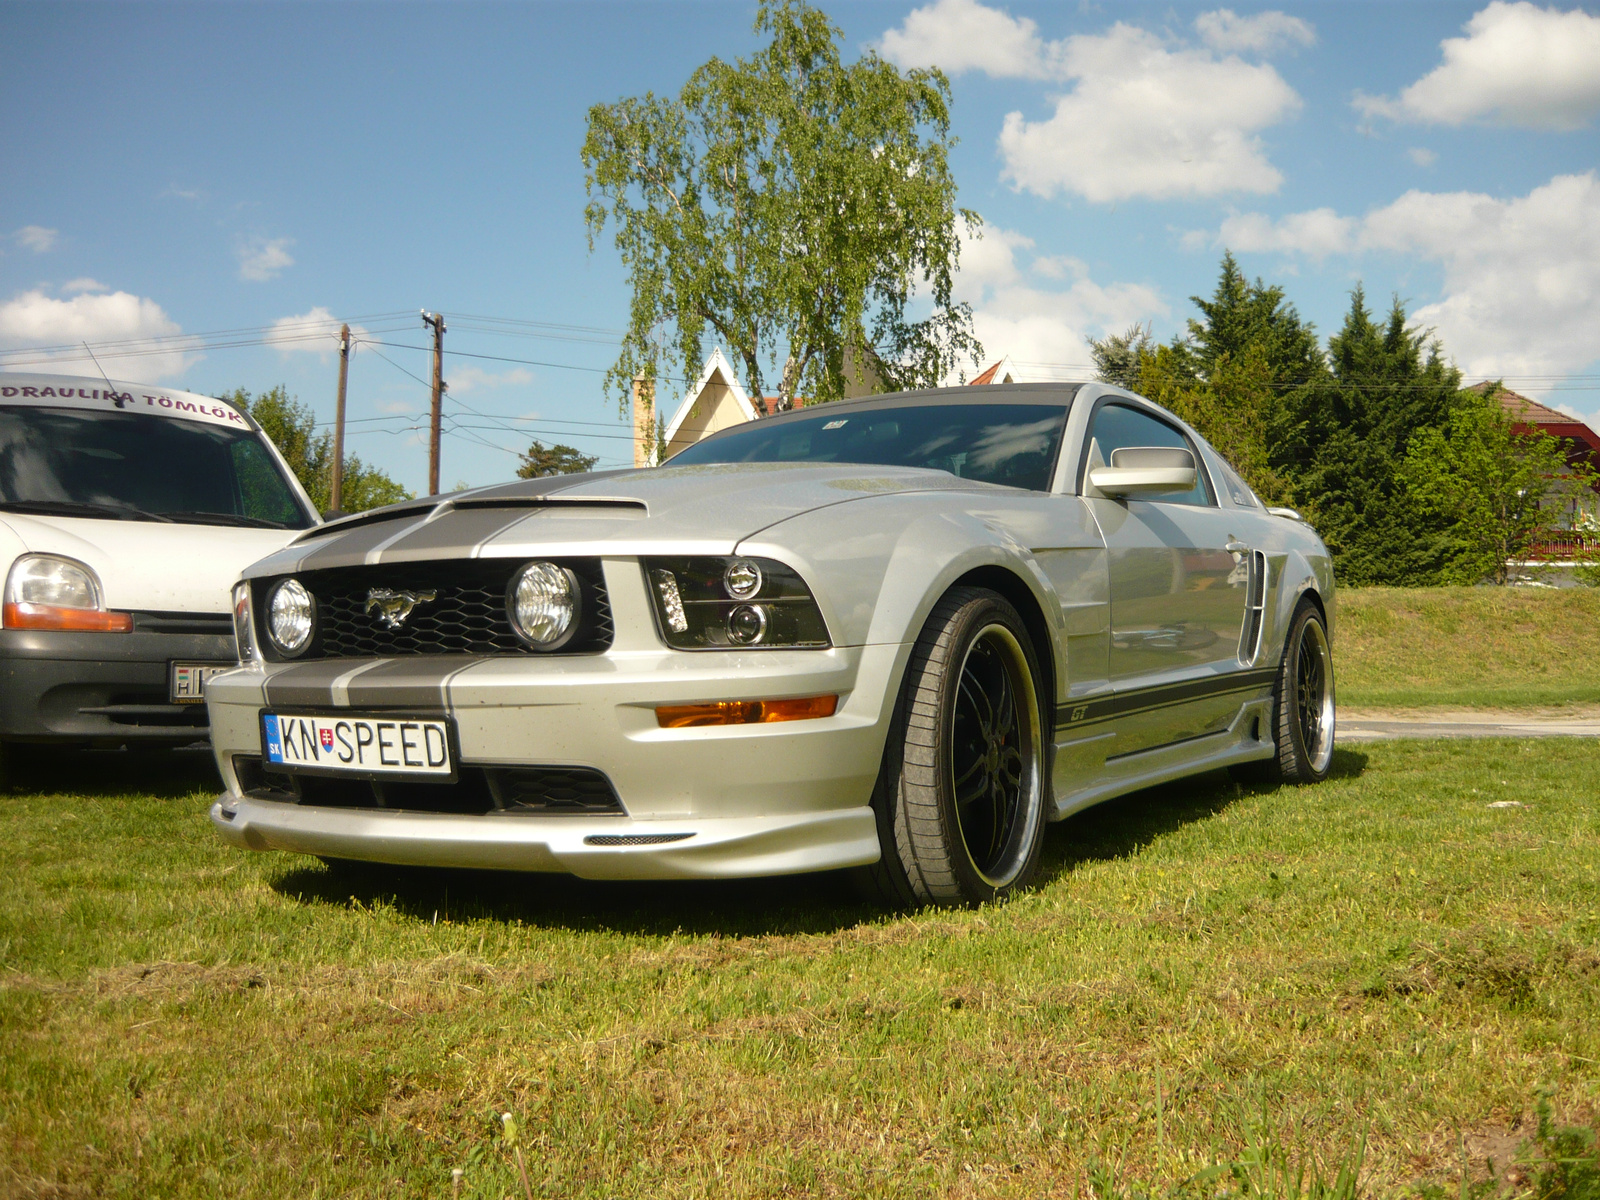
1242,596 -> 1335,784
856,587 -> 1047,908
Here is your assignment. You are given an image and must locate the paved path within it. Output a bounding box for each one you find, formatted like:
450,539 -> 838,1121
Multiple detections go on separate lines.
1338,708 -> 1600,742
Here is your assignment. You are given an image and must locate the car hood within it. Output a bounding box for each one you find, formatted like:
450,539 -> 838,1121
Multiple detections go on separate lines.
0,513 -> 302,613
250,462 -> 1013,575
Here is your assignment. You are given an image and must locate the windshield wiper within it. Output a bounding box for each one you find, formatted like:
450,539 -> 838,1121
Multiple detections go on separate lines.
158,511 -> 290,529
0,500 -> 173,522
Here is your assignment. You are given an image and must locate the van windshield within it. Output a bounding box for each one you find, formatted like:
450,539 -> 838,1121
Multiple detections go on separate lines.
0,406 -> 314,529
666,403 -> 1069,492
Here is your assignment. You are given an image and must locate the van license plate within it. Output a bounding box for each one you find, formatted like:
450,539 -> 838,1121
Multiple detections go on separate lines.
262,713 -> 454,776
170,662 -> 231,703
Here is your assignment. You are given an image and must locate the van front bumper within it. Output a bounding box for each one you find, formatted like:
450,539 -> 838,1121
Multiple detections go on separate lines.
0,622 -> 234,744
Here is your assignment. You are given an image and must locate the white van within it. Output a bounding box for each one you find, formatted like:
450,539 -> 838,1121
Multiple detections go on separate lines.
0,373 -> 318,770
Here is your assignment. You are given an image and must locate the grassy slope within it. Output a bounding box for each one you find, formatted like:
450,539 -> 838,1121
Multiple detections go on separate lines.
3,745 -> 1598,1198
1336,586 -> 1600,709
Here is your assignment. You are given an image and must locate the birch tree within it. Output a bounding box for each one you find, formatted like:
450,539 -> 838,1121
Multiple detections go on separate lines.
582,0 -> 981,416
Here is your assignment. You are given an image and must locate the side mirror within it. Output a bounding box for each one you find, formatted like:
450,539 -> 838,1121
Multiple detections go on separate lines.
1087,447 -> 1197,498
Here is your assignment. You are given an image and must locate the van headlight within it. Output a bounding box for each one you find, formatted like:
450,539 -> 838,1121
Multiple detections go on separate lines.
643,557 -> 829,650
2,554 -> 132,632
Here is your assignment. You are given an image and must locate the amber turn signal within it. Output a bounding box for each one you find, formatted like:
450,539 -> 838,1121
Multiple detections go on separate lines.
2,602 -> 134,633
656,694 -> 838,729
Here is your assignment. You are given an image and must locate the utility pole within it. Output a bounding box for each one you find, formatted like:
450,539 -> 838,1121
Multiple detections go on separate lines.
330,323 -> 350,513
421,311 -> 446,495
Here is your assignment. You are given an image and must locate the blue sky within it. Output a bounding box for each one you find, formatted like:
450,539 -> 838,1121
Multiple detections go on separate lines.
3,0 -> 1597,496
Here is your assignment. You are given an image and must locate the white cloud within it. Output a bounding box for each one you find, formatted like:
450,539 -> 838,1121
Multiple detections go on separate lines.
265,307 -> 370,361
237,236 -> 295,282
880,3 -> 1306,203
1194,9 -> 1315,55
1213,207 -> 1358,261
878,0 -> 1052,78
61,277 -> 109,294
0,289 -> 198,379
1211,172 -> 1600,383
999,23 -> 1302,203
1362,172 -> 1600,379
953,223 -> 1168,378
448,365 -> 535,396
1355,1 -> 1600,130
1407,147 -> 1438,168
13,226 -> 59,253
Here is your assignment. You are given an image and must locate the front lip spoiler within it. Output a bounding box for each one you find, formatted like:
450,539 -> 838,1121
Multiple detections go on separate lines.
210,795 -> 879,881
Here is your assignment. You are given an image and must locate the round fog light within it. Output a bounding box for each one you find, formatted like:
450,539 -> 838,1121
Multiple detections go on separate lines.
508,561 -> 580,647
727,603 -> 768,646
723,559 -> 763,599
267,579 -> 315,656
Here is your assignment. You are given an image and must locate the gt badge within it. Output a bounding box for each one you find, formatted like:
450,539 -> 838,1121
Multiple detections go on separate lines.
366,587 -> 437,630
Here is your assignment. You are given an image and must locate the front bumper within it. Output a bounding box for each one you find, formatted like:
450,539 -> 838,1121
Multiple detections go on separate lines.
210,798 -> 879,880
206,559 -> 909,879
0,623 -> 234,744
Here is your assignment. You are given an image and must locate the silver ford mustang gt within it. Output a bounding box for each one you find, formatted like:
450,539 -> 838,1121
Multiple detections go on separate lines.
208,382 -> 1335,906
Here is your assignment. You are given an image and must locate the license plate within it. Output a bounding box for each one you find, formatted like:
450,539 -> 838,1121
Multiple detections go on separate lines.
170,662 -> 232,703
262,713 -> 454,777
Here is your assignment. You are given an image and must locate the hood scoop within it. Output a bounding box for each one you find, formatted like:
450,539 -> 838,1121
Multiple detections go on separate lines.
448,497 -> 648,518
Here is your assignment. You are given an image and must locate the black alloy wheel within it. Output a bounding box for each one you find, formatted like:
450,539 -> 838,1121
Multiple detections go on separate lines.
857,586 -> 1048,908
1261,596 -> 1336,783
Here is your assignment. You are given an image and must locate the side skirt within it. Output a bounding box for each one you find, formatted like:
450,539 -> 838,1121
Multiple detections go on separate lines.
1049,696 -> 1276,822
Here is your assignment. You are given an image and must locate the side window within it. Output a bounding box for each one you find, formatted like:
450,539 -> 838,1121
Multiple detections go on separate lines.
1083,403 -> 1212,507
1213,455 -> 1260,508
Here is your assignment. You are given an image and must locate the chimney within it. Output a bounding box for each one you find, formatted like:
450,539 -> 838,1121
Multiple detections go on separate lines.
632,377 -> 655,467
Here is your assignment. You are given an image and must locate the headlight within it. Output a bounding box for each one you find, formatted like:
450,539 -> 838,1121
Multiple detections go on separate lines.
643,557 -> 829,650
232,581 -> 257,663
507,561 -> 582,649
1,554 -> 132,632
266,578 -> 315,656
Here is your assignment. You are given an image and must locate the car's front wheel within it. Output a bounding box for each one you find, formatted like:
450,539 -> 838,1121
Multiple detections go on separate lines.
857,586 -> 1048,908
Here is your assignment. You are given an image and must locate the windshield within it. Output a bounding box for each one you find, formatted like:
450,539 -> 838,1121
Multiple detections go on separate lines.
0,405 -> 314,529
667,402 -> 1069,492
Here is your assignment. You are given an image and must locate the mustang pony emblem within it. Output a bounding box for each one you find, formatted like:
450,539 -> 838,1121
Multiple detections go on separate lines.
365,587 -> 437,630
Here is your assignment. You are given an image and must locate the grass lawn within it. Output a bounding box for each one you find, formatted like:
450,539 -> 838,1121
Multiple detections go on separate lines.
3,740 -> 1598,1198
1336,586 -> 1600,710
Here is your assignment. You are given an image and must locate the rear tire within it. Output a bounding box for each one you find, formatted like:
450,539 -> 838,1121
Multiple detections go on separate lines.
1238,597 -> 1335,785
855,587 -> 1048,908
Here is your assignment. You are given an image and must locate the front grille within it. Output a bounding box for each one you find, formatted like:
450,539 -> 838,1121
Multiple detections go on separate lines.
81,691 -> 209,728
234,755 -> 625,816
133,611 -> 234,635
255,558 -> 611,661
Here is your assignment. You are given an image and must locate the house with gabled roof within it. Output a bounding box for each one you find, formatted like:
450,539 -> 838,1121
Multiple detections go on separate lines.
1469,381 -> 1600,569
967,356 -> 1023,386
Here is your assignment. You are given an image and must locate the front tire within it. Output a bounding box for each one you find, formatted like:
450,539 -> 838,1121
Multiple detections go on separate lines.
857,587 -> 1048,908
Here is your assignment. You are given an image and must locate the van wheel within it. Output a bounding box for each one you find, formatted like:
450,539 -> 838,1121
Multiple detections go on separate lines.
855,587 -> 1048,908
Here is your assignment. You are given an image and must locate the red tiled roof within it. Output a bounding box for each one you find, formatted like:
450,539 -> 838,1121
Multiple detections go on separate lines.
968,362 -> 1002,387
1468,381 -> 1579,426
1468,381 -> 1600,463
760,396 -> 810,416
